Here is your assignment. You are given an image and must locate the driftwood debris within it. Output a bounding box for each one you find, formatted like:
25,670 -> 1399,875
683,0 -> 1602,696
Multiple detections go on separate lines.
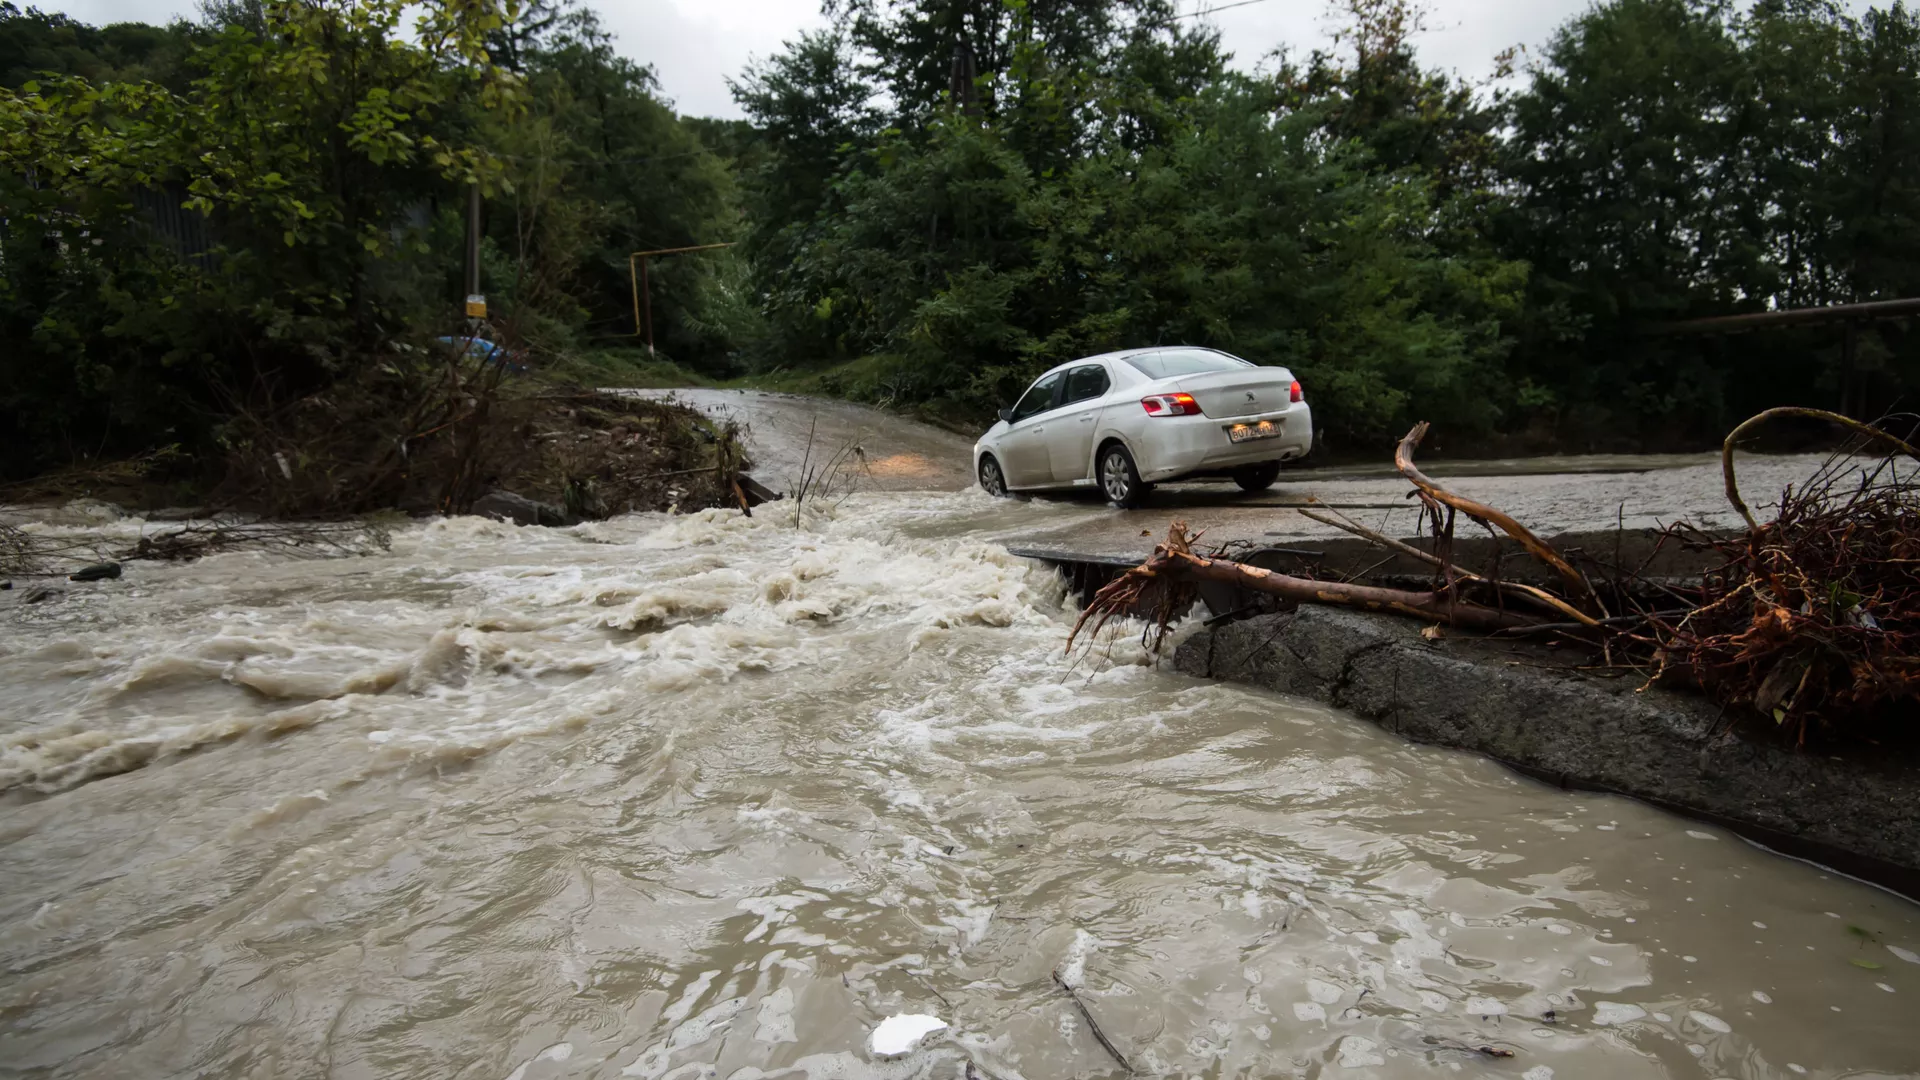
1068,424 -> 1570,653
1395,421 -> 1605,616
1067,522 -> 1536,656
2,520 -> 389,580
1651,409 -> 1920,744
1051,969 -> 1133,1074
1070,410 -> 1920,748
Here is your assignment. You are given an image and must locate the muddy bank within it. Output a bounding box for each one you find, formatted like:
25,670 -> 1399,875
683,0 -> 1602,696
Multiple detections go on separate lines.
1174,604 -> 1920,897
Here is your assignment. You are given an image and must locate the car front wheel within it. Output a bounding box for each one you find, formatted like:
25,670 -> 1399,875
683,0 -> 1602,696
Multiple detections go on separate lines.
978,455 -> 1009,497
1099,444 -> 1149,508
1233,461 -> 1282,492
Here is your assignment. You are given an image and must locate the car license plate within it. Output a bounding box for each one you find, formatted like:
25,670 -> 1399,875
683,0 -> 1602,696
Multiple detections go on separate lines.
1228,420 -> 1280,443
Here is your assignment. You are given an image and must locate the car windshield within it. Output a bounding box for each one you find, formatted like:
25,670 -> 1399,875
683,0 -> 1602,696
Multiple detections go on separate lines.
1120,349 -> 1252,380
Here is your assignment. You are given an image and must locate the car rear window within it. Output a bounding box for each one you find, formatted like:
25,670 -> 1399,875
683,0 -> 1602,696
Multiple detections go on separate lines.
1120,349 -> 1252,380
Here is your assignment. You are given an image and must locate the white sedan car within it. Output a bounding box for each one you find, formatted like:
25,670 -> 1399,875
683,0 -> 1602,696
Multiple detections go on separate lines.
973,347 -> 1312,507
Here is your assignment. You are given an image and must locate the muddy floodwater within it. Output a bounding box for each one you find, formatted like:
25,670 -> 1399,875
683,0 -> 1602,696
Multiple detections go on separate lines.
2,492 -> 1916,1080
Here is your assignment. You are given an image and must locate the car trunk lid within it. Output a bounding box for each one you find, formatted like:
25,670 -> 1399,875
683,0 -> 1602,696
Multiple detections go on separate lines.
1169,367 -> 1296,419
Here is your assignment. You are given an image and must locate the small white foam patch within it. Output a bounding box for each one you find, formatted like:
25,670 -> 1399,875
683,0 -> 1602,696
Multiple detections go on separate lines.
1466,996 -> 1507,1016
1688,1011 -> 1731,1034
753,987 -> 798,1044
868,1014 -> 946,1056
1523,1068 -> 1554,1080
1752,991 -> 1773,1004
1890,946 -> 1919,965
1592,1002 -> 1647,1025
1686,830 -> 1718,840
1336,1036 -> 1385,1068
1059,928 -> 1096,987
1306,978 -> 1343,1005
1292,1002 -> 1325,1022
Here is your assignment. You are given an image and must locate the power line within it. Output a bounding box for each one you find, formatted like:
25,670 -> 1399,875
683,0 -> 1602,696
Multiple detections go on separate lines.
1176,0 -> 1277,19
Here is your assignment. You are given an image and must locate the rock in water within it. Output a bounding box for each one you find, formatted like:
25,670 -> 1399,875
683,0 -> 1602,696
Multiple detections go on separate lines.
471,491 -> 570,527
868,1014 -> 947,1057
69,562 -> 122,582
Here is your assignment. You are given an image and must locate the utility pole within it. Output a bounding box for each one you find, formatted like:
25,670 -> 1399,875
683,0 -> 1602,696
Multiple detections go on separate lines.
950,40 -> 978,115
463,182 -> 485,323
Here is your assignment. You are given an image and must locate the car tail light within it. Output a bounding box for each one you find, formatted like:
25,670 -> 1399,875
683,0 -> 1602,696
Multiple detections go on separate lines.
1141,393 -> 1201,417
1289,380 -> 1303,404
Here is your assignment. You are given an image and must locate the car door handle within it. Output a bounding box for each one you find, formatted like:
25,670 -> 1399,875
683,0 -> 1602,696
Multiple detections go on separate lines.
1079,416 -> 1093,423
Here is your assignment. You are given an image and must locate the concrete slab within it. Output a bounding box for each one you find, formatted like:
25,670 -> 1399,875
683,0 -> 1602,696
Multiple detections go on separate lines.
1003,452 -> 1846,561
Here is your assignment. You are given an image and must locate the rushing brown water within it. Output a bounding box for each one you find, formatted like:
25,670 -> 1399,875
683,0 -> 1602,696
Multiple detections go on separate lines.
2,493 -> 1916,1080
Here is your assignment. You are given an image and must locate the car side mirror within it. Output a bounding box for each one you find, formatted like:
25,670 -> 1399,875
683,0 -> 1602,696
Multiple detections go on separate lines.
997,407 -> 1013,423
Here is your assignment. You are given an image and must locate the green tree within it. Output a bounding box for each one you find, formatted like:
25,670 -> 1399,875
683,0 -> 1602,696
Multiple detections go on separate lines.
0,0 -> 514,474
488,2 -> 746,363
0,2 -> 200,90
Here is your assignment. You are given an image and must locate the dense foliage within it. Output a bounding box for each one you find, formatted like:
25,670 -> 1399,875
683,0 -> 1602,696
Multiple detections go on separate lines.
0,0 -> 743,478
4,0 -> 1919,480
730,0 -> 1920,447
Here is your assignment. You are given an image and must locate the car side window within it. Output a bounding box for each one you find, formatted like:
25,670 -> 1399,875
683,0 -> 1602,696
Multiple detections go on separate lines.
1009,372 -> 1063,423
1062,365 -> 1110,405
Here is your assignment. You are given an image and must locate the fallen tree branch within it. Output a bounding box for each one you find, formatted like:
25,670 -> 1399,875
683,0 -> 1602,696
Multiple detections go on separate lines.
1067,523 -> 1538,655
1052,969 -> 1132,1074
1395,423 -> 1605,616
1166,546 -> 1539,631
1719,406 -> 1920,531
1298,506 -> 1600,628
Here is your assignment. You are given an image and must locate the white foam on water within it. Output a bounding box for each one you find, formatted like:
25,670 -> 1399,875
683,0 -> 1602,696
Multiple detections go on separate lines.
1336,1036 -> 1385,1068
1689,1011 -> 1732,1034
753,987 -> 798,1044
868,1014 -> 946,1056
1592,1002 -> 1647,1025
1059,928 -> 1097,987
623,989 -> 749,1078
1306,978 -> 1344,1005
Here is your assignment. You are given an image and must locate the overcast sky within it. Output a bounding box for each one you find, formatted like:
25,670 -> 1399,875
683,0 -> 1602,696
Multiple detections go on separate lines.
41,0 -> 1597,118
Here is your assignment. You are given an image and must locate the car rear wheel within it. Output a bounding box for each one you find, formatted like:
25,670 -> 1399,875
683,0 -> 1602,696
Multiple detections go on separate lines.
978,455 -> 1009,497
1099,444 -> 1149,508
1232,461 -> 1282,492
